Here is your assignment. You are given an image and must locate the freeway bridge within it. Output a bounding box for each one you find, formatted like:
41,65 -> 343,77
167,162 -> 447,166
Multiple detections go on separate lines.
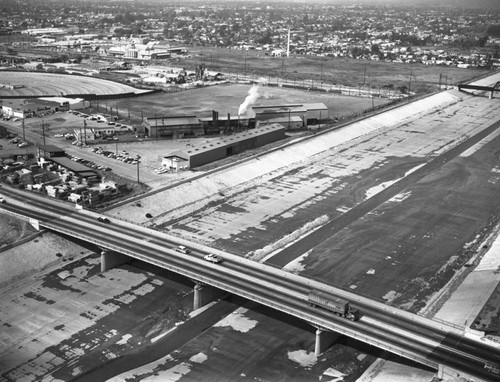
458,81 -> 500,99
1,188 -> 499,381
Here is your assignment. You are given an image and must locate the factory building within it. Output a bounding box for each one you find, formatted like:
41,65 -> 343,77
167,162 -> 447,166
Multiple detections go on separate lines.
258,115 -> 303,129
143,115 -> 204,139
198,111 -> 256,135
2,98 -> 62,119
36,144 -> 65,159
252,103 -> 328,128
162,123 -> 286,169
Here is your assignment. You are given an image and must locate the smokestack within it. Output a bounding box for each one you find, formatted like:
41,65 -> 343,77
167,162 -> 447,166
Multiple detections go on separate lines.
212,110 -> 219,130
238,84 -> 259,116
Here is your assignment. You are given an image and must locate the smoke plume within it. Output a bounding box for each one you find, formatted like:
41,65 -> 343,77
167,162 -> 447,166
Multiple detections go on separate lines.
238,84 -> 259,116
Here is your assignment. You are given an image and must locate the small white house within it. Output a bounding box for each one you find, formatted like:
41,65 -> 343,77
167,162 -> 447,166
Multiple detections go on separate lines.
162,152 -> 190,172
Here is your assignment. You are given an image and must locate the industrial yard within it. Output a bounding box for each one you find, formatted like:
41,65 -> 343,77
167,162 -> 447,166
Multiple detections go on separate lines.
1,69 -> 500,382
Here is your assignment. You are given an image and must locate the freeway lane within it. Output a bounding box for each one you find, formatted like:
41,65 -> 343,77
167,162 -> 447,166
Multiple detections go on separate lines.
2,198 -> 500,380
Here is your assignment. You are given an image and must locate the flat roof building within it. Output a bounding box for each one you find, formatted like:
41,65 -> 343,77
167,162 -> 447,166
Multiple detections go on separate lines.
36,144 -> 65,159
143,115 -> 203,139
199,112 -> 256,135
251,103 -> 328,127
164,123 -> 286,169
46,156 -> 98,179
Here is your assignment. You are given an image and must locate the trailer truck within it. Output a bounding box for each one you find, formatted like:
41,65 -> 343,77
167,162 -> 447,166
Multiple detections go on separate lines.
308,290 -> 360,321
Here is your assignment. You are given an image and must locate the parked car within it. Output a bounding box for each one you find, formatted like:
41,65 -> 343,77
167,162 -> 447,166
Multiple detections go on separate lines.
203,254 -> 223,263
17,142 -> 28,148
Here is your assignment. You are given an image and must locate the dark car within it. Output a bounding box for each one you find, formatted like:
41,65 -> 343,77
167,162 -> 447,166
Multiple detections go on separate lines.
97,217 -> 111,223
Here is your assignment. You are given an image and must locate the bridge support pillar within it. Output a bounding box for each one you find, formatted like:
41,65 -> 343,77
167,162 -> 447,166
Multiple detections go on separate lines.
101,250 -> 130,272
29,218 -> 40,231
490,90 -> 494,99
314,328 -> 340,357
437,364 -> 444,380
193,283 -> 224,310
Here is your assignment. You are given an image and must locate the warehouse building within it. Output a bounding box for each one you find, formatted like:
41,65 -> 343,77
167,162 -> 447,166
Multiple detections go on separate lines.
41,156 -> 99,180
143,115 -> 204,139
199,111 -> 256,135
2,98 -> 62,119
36,144 -> 65,159
162,123 -> 286,169
252,103 -> 328,128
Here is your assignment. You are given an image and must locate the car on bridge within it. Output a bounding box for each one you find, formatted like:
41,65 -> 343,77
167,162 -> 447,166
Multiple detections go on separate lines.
485,363 -> 500,376
97,216 -> 111,223
0,196 -> 5,203
204,254 -> 223,263
175,245 -> 191,254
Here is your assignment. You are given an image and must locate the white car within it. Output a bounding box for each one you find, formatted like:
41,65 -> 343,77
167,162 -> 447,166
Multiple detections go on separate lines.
204,254 -> 223,264
0,196 -> 5,203
175,245 -> 191,254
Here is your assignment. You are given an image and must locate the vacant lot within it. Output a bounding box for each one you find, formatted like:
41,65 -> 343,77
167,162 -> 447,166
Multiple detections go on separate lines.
176,46 -> 487,92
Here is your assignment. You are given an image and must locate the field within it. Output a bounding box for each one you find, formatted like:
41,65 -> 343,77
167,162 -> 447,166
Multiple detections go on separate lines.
106,82 -> 390,122
176,46 -> 488,92
0,71 -> 149,97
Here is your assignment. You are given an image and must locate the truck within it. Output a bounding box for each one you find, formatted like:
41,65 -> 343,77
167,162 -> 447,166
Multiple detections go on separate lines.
308,290 -> 360,321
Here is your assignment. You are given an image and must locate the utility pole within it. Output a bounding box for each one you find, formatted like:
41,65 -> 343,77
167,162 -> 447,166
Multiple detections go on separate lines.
409,70 -> 413,95
41,117 -> 46,145
135,155 -> 141,183
320,62 -> 323,90
22,118 -> 25,140
363,66 -> 367,86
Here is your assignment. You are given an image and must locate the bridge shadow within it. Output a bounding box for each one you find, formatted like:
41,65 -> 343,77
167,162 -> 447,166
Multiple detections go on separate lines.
425,331 -> 500,382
